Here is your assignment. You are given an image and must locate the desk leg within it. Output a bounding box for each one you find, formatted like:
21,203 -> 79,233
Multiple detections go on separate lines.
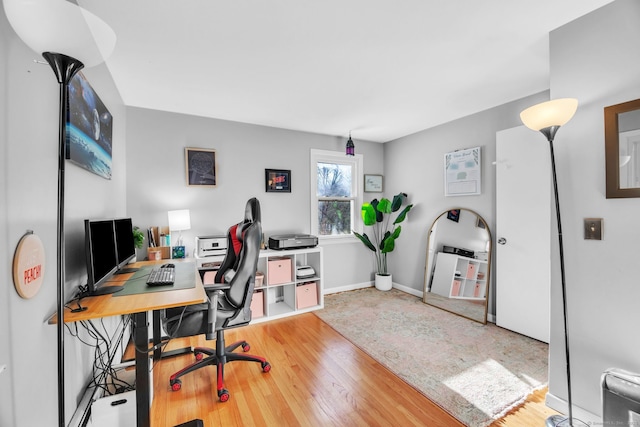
153,310 -> 162,361
133,311 -> 150,427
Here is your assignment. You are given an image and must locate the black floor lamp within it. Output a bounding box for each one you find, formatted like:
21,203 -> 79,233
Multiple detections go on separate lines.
520,98 -> 587,427
3,2 -> 115,426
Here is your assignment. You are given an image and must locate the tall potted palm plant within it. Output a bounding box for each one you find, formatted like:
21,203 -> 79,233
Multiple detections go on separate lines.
354,192 -> 413,291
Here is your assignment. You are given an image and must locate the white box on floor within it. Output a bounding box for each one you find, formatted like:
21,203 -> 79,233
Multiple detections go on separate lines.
91,390 -> 136,427
91,365 -> 152,427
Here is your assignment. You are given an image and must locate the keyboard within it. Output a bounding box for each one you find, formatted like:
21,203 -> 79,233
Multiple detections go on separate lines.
146,267 -> 175,286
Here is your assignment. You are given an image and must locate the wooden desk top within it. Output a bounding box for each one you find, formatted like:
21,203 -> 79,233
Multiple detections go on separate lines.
49,259 -> 207,324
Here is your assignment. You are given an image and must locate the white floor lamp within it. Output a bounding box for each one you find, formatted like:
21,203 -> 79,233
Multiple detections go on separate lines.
520,98 -> 587,427
3,1 -> 115,425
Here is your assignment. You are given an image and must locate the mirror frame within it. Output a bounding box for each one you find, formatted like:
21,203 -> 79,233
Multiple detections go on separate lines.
605,98 -> 640,198
422,208 -> 492,324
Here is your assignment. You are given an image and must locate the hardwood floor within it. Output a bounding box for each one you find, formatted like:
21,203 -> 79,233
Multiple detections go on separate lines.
146,313 -> 556,427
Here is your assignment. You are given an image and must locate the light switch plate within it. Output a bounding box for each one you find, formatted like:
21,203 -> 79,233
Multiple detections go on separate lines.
584,218 -> 603,240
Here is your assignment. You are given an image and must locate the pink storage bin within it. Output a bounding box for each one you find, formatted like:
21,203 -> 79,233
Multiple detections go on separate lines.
296,282 -> 318,309
267,257 -> 292,285
250,290 -> 264,318
466,263 -> 476,279
451,280 -> 461,296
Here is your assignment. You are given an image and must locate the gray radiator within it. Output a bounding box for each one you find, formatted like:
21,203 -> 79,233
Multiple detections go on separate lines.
602,368 -> 640,425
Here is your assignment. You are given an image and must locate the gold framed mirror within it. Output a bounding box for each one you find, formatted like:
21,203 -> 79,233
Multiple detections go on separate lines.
605,98 -> 640,198
423,208 -> 492,324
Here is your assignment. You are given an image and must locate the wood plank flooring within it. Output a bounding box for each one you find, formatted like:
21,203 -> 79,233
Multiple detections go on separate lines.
144,312 -> 556,427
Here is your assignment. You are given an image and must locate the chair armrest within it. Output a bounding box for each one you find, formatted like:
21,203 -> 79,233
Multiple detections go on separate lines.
204,283 -> 231,291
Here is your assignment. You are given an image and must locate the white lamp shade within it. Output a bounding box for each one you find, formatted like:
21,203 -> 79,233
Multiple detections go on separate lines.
520,98 -> 578,131
3,0 -> 116,67
168,210 -> 191,231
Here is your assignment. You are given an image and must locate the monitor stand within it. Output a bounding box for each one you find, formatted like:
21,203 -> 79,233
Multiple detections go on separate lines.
115,267 -> 140,274
92,285 -> 124,296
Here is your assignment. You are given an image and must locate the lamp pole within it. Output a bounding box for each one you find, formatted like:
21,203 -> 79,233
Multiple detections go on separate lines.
543,126 -> 577,427
42,52 -> 84,427
520,98 -> 585,427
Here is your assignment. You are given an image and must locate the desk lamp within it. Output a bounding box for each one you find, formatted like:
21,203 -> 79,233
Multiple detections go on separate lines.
168,209 -> 192,250
520,98 -> 585,427
3,1 -> 115,425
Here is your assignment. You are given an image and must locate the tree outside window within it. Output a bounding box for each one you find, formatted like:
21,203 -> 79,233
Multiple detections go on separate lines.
317,162 -> 352,235
310,150 -> 363,239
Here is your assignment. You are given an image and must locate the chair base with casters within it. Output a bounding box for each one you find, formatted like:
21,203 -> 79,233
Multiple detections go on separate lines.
169,329 -> 271,401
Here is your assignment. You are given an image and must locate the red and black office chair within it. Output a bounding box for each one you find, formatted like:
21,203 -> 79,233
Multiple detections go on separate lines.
163,197 -> 270,402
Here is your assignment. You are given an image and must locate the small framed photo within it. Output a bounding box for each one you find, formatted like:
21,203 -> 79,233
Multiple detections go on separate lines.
185,148 -> 217,187
265,169 -> 291,193
364,174 -> 383,192
447,209 -> 460,223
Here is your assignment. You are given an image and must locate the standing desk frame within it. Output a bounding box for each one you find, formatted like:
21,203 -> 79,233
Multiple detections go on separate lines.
49,260 -> 207,427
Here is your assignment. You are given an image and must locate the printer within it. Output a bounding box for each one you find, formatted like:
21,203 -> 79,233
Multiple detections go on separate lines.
442,245 -> 474,259
195,235 -> 227,258
268,234 -> 318,250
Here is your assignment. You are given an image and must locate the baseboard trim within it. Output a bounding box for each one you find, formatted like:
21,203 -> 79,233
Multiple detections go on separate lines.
323,281 -> 424,296
324,282 -> 373,294
393,282 -> 422,298
545,391 -> 601,424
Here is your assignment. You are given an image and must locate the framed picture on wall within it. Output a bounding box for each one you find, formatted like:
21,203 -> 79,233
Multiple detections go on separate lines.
185,148 -> 217,187
67,72 -> 113,180
364,174 -> 383,192
447,209 -> 460,222
265,169 -> 291,192
444,146 -> 481,196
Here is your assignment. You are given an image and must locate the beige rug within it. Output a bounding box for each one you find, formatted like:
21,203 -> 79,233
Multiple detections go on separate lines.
315,288 -> 548,427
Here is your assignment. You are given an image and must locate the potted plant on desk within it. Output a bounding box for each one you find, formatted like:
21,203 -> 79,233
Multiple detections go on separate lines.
132,226 -> 145,262
354,192 -> 413,291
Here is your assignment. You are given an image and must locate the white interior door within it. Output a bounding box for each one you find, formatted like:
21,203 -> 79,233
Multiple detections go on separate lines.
495,126 -> 550,343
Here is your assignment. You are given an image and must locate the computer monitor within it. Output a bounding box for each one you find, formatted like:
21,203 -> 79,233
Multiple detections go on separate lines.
84,219 -> 122,295
114,218 -> 139,274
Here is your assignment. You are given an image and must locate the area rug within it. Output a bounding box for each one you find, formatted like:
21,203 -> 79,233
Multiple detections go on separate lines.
314,288 -> 548,427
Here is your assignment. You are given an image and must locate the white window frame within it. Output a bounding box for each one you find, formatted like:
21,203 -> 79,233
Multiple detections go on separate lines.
310,149 -> 364,243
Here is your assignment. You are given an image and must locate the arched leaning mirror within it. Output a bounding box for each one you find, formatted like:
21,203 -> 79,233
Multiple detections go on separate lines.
423,208 -> 492,324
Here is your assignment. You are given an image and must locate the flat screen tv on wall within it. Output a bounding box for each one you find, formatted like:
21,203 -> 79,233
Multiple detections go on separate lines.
66,71 -> 113,180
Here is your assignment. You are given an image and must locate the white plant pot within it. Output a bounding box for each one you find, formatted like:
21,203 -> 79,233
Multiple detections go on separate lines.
375,273 -> 393,291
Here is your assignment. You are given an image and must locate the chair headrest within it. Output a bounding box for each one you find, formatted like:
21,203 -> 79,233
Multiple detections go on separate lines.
244,197 -> 261,224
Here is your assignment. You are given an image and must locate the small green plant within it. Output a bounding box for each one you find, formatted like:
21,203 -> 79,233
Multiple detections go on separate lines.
353,192 -> 413,275
133,226 -> 145,249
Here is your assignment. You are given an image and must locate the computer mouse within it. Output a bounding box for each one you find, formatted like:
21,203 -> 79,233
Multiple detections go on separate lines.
162,263 -> 175,268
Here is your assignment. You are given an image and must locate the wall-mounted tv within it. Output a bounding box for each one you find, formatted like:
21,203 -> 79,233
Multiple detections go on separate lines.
67,71 -> 113,180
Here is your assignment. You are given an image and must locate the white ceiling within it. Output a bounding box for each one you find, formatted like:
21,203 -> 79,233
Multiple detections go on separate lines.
80,0 -> 613,143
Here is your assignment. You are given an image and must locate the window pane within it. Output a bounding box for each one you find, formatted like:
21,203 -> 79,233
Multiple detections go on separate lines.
318,200 -> 352,235
317,162 -> 352,197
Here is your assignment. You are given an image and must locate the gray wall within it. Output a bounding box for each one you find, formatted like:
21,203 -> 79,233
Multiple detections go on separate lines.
545,0 -> 640,418
0,14 -> 13,427
0,6 -> 128,426
383,92 -> 550,316
125,107 -> 385,291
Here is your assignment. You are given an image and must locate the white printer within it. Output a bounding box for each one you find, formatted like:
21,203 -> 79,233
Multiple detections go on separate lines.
195,235 -> 227,268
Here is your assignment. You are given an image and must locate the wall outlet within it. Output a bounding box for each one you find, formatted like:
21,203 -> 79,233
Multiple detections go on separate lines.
584,218 -> 603,240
